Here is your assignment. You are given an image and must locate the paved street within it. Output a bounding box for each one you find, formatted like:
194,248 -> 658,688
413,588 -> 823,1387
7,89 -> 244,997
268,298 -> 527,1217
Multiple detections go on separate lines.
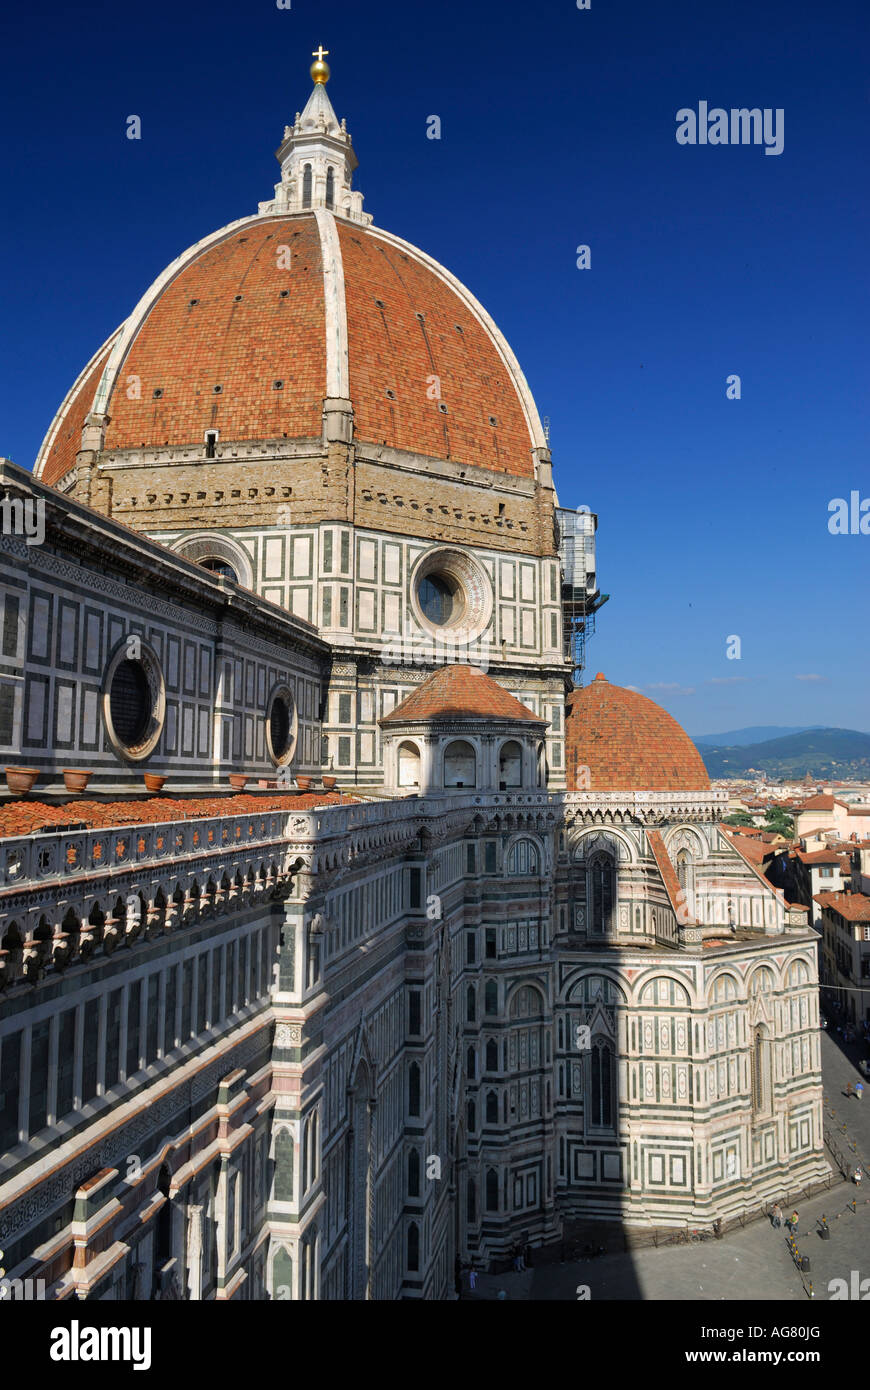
466,1025 -> 870,1302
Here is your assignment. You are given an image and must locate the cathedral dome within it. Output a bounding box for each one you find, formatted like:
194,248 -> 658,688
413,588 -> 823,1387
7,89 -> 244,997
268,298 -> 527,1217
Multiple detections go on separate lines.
35,174 -> 545,487
565,673 -> 711,793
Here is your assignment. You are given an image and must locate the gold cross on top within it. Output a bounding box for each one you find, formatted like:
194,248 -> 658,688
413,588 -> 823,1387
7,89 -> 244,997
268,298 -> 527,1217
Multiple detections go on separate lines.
312,45 -> 329,61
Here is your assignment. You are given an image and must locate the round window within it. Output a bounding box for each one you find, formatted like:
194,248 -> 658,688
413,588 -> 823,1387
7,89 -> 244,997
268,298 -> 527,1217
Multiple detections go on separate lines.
418,573 -> 464,627
265,684 -> 298,766
109,660 -> 150,745
410,547 -> 492,643
101,639 -> 166,762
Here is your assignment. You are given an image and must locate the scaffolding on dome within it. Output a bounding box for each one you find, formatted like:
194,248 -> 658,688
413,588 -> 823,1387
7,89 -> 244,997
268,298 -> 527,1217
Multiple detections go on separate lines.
555,506 -> 609,685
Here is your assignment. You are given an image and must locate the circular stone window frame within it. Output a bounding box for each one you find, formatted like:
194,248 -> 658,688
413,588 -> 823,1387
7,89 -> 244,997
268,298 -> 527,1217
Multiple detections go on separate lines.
170,532 -> 254,589
409,546 -> 493,645
101,637 -> 167,764
265,682 -> 299,768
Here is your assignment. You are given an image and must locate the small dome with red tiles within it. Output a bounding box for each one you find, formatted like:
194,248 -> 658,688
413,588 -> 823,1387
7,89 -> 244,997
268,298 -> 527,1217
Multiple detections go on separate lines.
565,673 -> 710,793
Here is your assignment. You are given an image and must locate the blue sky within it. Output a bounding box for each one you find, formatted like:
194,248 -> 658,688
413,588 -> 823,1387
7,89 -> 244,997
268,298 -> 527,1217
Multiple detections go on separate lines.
1,0 -> 867,735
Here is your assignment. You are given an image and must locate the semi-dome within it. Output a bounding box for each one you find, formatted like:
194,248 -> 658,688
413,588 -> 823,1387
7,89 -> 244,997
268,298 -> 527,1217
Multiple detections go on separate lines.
34,68 -> 546,489
565,673 -> 711,793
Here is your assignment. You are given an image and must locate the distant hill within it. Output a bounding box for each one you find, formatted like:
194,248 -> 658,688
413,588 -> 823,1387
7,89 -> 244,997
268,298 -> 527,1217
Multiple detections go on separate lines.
692,726 -> 819,746
694,727 -> 870,780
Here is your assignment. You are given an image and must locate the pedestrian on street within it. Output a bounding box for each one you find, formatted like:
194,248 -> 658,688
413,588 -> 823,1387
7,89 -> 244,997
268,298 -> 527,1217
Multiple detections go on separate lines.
772,1203 -> 783,1229
791,1210 -> 799,1234
469,1266 -> 478,1291
856,1081 -> 864,1101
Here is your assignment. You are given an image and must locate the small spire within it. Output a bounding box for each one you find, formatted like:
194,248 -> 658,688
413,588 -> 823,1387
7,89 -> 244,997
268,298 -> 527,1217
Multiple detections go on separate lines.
257,49 -> 371,224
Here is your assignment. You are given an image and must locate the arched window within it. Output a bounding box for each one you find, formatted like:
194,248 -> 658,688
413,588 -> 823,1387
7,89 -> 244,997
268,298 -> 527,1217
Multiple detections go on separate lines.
302,163 -> 312,207
467,1099 -> 476,1133
466,986 -> 476,1023
485,1039 -> 499,1072
485,1090 -> 498,1124
588,852 -> 615,933
466,1045 -> 476,1079
398,741 -> 421,789
751,1026 -> 771,1115
590,1039 -> 615,1127
485,1168 -> 499,1212
536,742 -> 547,788
443,740 -> 476,789
408,1062 -> 421,1116
407,1222 -> 420,1271
749,967 -> 775,995
484,981 -> 498,1015
309,1112 -> 318,1183
325,166 -> 334,208
498,740 -> 523,790
407,1148 -> 420,1196
197,556 -> 238,581
676,847 -> 695,916
466,1176 -> 477,1223
787,959 -> 810,986
506,838 -> 540,875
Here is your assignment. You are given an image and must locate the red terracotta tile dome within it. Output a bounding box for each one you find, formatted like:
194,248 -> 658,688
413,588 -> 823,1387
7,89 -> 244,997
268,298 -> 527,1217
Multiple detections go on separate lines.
565,673 -> 711,792
35,213 -> 544,486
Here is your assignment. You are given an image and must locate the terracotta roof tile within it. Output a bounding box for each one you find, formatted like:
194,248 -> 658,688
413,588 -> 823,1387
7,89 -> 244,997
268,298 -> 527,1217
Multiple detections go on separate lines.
565,674 -> 710,792
380,665 -> 546,725
0,790 -> 349,840
647,829 -> 696,924
814,891 -> 870,922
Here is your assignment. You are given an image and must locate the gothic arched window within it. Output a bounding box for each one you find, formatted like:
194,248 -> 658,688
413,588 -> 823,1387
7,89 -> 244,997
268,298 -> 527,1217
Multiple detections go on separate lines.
408,1062 -> 421,1116
485,1168 -> 499,1212
506,838 -> 540,875
588,852 -> 615,933
484,981 -> 498,1015
752,1026 -> 771,1116
467,1176 -> 477,1223
486,1039 -> 499,1072
407,1222 -> 420,1272
590,1039 -> 615,1127
466,1045 -> 476,1079
466,986 -> 476,1023
325,166 -> 334,208
407,1148 -> 420,1197
302,164 -> 312,207
486,1090 -> 498,1124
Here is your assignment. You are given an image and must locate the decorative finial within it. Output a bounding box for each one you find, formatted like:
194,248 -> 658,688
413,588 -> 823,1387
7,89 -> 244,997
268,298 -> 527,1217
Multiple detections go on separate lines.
310,44 -> 330,84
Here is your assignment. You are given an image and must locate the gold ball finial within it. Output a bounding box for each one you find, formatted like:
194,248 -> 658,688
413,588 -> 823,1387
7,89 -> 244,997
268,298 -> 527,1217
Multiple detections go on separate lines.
310,44 -> 330,83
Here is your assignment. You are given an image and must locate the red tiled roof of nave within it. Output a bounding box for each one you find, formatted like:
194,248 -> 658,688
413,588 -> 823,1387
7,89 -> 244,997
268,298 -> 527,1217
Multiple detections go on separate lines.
647,829 -> 696,924
564,674 -> 711,792
0,790 -> 351,840
380,664 -> 546,725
